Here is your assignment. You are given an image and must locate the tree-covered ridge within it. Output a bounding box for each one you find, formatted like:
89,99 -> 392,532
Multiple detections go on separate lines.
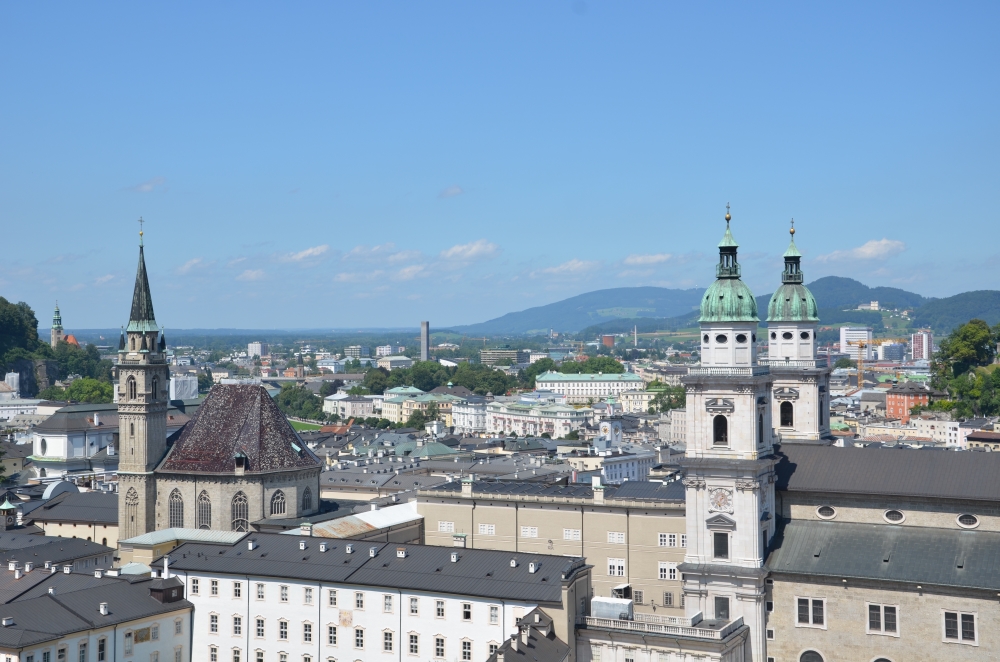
926,319 -> 1000,418
910,291 -> 1000,334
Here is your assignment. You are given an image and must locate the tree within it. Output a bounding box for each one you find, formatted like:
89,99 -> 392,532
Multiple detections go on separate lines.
319,381 -> 337,397
362,368 -> 389,395
65,378 -> 114,403
647,382 -> 685,413
560,356 -> 625,375
834,358 -> 857,369
0,298 -> 41,361
521,358 -> 556,388
936,319 -> 995,379
198,371 -> 214,393
405,410 -> 428,429
426,402 -> 440,422
275,384 -> 324,420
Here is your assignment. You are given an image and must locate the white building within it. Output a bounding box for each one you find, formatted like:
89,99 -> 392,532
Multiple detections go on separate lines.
839,326 -> 874,361
668,408 -> 686,445
534,372 -> 644,404
599,448 -> 656,484
620,390 -> 656,414
376,355 -> 414,371
167,533 -> 589,662
247,342 -> 270,358
169,375 -> 199,400
486,400 -> 588,438
376,344 -> 406,357
322,393 -> 348,415
912,330 -> 934,360
452,396 -> 488,435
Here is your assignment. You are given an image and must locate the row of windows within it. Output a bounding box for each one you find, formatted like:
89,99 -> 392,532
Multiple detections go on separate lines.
815,505 -> 981,529
165,489 -> 312,530
442,521 -> 687,546
210,634 -> 495,659
24,642 -> 182,662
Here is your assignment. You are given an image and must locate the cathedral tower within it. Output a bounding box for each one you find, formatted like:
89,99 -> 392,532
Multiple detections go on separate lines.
50,303 -> 64,348
117,231 -> 169,540
763,222 -> 832,443
679,207 -> 775,662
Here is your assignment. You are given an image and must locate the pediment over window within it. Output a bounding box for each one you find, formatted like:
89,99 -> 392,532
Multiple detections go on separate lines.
706,513 -> 736,530
774,387 -> 799,401
705,398 -> 735,413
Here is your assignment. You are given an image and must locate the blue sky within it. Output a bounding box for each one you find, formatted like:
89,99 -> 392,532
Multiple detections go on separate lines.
2,2 -> 997,330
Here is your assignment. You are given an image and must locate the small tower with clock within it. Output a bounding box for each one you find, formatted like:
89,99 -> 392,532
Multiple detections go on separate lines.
678,208 -> 776,662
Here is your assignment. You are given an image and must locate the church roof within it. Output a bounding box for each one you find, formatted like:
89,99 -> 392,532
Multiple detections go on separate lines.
127,245 -> 158,333
158,385 -> 322,474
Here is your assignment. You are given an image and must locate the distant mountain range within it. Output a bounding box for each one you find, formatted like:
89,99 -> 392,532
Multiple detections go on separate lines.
449,277 -> 1000,336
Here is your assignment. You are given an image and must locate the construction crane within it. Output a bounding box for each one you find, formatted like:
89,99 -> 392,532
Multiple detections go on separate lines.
846,338 -> 909,390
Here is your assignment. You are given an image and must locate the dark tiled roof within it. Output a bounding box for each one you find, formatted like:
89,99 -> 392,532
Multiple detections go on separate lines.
166,533 -> 586,604
608,480 -> 685,502
158,385 -> 321,474
0,537 -> 113,565
775,444 -> 1000,502
129,244 -> 156,325
28,491 -> 118,525
428,481 -> 596,498
768,519 -> 1000,591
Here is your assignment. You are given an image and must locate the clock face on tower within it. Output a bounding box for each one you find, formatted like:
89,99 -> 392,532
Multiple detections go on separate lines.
709,488 -> 734,513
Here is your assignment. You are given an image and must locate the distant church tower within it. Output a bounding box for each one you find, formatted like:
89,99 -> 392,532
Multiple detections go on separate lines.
50,303 -> 64,348
680,207 -> 775,662
764,222 -> 832,443
117,230 -> 169,540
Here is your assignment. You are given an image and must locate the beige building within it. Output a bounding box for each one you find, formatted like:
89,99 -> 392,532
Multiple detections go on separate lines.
418,478 -> 688,614
401,393 -> 460,427
620,389 -> 656,414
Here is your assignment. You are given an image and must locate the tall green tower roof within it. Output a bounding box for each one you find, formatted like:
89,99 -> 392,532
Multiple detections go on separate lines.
767,221 -> 819,322
699,206 -> 759,323
127,226 -> 159,333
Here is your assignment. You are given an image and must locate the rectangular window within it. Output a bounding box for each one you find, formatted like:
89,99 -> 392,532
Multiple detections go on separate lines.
713,532 -> 729,559
280,585 -> 288,602
210,647 -> 217,662
384,595 -> 393,613
462,603 -> 472,621
151,653 -> 159,662
98,640 -> 106,662
520,526 -> 538,538
256,618 -> 264,638
680,534 -> 687,548
867,603 -> 898,635
125,633 -> 134,655
796,598 -> 826,627
563,528 -> 581,541
304,623 -> 312,643
383,631 -> 393,652
658,562 -> 677,580
152,625 -> 159,641
634,590 -> 644,605
210,580 -> 219,596
210,615 -> 218,633
478,523 -> 495,535
175,619 -> 183,635
944,611 -> 977,643
435,638 -> 445,658
410,597 -> 419,615
663,592 -> 673,607
328,625 -> 337,645
714,596 -> 730,620
256,583 -> 265,599
328,589 -> 337,607
490,644 -> 500,655
490,605 -> 499,624
232,651 -> 240,662
305,587 -> 313,605
233,616 -> 242,636
438,521 -> 455,533
607,531 -> 625,544
355,592 -> 364,610
78,644 -> 86,662
191,578 -> 200,594
279,621 -> 288,640
607,558 -> 625,576
766,629 -> 775,640
461,640 -> 471,661
355,628 -> 364,649
436,600 -> 445,618
410,634 -> 419,654
233,582 -> 242,598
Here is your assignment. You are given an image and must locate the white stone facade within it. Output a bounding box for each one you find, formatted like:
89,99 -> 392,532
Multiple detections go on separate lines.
485,401 -> 588,438
534,373 -> 644,404
452,399 -> 487,435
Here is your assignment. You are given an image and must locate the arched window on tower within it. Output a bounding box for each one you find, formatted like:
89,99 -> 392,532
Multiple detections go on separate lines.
713,416 -> 728,446
197,491 -> 212,529
302,487 -> 313,513
270,490 -> 286,516
130,336 -> 135,351
151,377 -> 158,401
168,489 -> 184,528
231,492 -> 249,532
780,401 -> 794,428
124,488 -> 139,538
127,376 -> 137,401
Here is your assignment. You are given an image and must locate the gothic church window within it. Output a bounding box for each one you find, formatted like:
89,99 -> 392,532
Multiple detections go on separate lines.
302,487 -> 313,512
712,416 -> 728,445
232,492 -> 249,532
270,490 -> 286,516
780,401 -> 794,427
127,377 -> 137,400
125,488 -> 139,532
151,377 -> 158,401
198,491 -> 212,529
168,489 -> 184,528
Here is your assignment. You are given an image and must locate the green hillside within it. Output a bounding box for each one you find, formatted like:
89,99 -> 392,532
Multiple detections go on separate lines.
910,291 -> 1000,333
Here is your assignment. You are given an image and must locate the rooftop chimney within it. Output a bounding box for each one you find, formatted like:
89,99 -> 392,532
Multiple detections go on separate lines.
94,570 -> 102,578
1,617 -> 13,627
23,562 -> 32,573
64,565 -> 72,574
450,552 -> 458,563
319,543 -> 327,553
162,555 -> 169,579
99,603 -> 108,616
247,540 -> 256,551
47,587 -> 55,595
369,546 -> 377,557
346,544 -> 354,554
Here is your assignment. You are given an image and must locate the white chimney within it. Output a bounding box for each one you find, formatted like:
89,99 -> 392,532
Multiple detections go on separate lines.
162,555 -> 169,579
528,562 -> 537,574
396,548 -> 406,558
319,543 -> 327,553
450,552 -> 458,563
64,565 -> 72,574
510,634 -> 518,652
94,412 -> 100,427
99,603 -> 108,616
6,562 -> 15,572
369,547 -> 377,557
23,562 -> 32,572
94,570 -> 102,578
346,544 -> 354,554
13,570 -> 20,580
47,587 -> 55,595
1,617 -> 13,627
299,540 -> 307,551
510,559 -> 517,568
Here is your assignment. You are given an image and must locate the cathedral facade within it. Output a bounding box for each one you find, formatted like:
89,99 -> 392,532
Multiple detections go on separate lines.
117,237 -> 321,541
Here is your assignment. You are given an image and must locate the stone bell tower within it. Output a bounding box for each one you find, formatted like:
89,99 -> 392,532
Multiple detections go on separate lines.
117,226 -> 169,540
679,207 -> 775,662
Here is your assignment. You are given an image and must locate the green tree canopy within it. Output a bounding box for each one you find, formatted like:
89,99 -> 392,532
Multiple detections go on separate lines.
936,319 -> 996,378
560,356 -> 625,374
0,298 -> 41,361
275,383 -> 325,421
834,357 -> 857,369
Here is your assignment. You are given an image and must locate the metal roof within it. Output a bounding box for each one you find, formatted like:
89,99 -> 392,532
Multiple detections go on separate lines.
608,480 -> 685,502
534,372 -> 642,383
120,528 -> 247,547
28,491 -> 118,525
768,519 -> 1000,591
166,533 -> 585,603
776,444 -> 1000,502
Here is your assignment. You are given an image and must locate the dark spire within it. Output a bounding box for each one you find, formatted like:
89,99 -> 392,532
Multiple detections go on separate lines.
118,326 -> 126,352
158,329 -> 166,352
127,243 -> 158,333
140,332 -> 149,352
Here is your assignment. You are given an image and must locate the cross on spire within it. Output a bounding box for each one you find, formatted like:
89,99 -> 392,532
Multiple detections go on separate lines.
138,217 -> 145,245
790,218 -> 795,235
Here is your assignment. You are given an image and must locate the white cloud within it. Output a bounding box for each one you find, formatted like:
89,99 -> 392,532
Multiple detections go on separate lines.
816,239 -> 905,262
334,270 -> 384,283
533,259 -> 600,277
344,244 -> 420,264
440,239 -> 499,261
177,258 -> 203,274
394,265 -> 427,281
94,274 -> 114,285
623,253 -> 672,266
237,269 -> 265,281
286,245 -> 329,262
127,176 -> 166,193
387,250 -> 421,264
438,185 -> 464,198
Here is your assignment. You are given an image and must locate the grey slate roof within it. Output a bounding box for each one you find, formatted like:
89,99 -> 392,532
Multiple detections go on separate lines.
426,479 -> 686,503
768,519 -> 1000,591
775,444 -> 1000,502
28,491 -> 118,525
608,480 -> 685,502
0,536 -> 114,566
165,532 -> 586,604
129,244 -> 157,327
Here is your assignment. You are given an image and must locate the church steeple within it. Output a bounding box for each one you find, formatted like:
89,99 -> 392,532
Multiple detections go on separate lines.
127,241 -> 158,334
781,219 -> 804,284
50,303 -> 65,348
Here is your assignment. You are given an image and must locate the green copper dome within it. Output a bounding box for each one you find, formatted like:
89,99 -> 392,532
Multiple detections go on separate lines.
699,208 -> 760,323
767,222 -> 819,322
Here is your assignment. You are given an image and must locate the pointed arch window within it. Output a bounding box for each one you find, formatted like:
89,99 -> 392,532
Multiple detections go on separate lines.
231,492 -> 249,532
270,490 -> 286,516
130,336 -> 135,351
124,488 -> 140,538
197,491 -> 212,529
168,489 -> 184,528
780,401 -> 794,428
127,376 -> 137,401
713,415 -> 728,446
302,487 -> 313,513
151,376 -> 158,401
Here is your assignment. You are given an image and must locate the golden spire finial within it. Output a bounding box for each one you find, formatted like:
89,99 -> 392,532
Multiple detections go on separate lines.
725,202 -> 731,223
138,217 -> 144,245
790,218 -> 795,235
